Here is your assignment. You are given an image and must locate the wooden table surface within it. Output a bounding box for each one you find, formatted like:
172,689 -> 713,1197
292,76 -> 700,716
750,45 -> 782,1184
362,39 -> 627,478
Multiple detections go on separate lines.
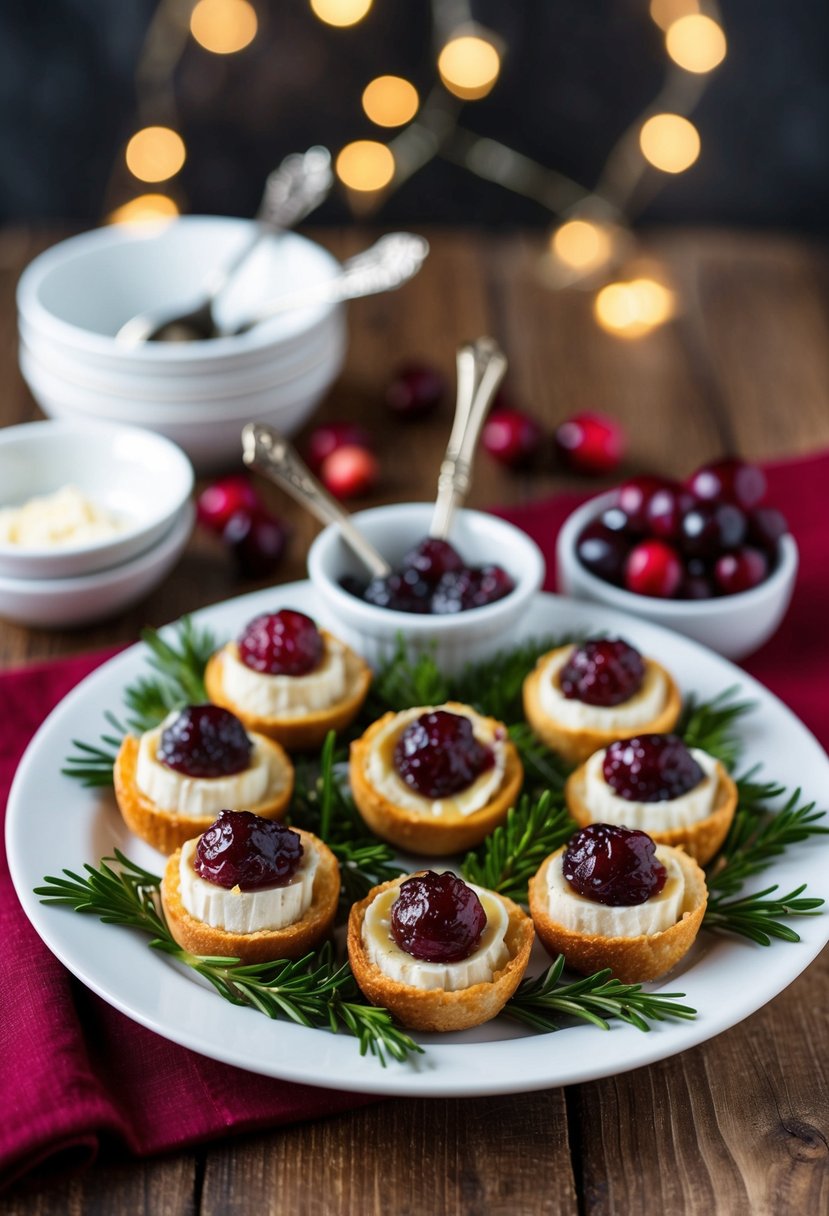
1,227 -> 828,1214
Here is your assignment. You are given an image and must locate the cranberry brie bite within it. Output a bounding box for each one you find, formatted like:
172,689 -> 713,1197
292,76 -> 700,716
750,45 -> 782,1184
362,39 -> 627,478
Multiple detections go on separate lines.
114,705 -> 294,854
565,733 -> 738,865
528,824 -> 707,982
523,638 -> 681,765
205,609 -> 372,750
349,702 -> 523,855
347,870 -> 534,1031
162,810 -> 340,962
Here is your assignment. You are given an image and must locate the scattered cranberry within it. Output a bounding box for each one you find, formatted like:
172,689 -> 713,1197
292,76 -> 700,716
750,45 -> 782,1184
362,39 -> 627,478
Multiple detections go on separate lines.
401,537 -> 463,585
393,710 -> 494,799
686,458 -> 767,511
305,421 -> 372,475
158,706 -> 252,778
385,362 -> 447,419
616,476 -> 672,533
562,823 -> 666,906
197,475 -> 261,533
482,407 -> 544,468
645,484 -> 695,541
238,610 -> 323,676
679,502 -> 746,559
575,520 -> 630,585
390,871 -> 486,962
747,506 -> 788,558
320,445 -> 379,500
559,638 -> 645,707
223,508 -> 287,579
554,411 -> 625,476
195,810 -> 303,891
678,559 -> 718,600
713,546 -> 769,594
624,540 -> 682,598
603,734 -> 704,802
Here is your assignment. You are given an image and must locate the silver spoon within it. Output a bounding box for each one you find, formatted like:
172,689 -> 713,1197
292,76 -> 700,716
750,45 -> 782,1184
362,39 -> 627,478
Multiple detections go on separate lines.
116,146 -> 334,346
241,422 -> 391,578
430,337 -> 508,540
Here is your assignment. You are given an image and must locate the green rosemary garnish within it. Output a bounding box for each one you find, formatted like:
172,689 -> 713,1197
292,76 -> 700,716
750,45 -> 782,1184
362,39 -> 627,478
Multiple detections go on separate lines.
125,618 -> 219,731
461,791 -> 575,905
34,852 -> 419,1066
505,955 -> 696,1032
677,685 -> 754,771
62,711 -> 127,787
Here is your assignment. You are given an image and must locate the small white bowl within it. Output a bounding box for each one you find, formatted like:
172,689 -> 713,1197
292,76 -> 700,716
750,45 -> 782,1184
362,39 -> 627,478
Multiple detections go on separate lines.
308,503 -> 545,673
0,420 -> 194,578
0,501 -> 194,628
556,491 -> 798,661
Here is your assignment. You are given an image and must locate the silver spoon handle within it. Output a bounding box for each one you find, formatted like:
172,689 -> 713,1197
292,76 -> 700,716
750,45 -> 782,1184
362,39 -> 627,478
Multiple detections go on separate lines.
241,422 -> 391,579
429,337 -> 508,540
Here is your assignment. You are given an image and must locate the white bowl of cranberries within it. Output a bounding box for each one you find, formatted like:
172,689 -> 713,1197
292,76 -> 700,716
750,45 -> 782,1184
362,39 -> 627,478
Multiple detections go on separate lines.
556,458 -> 798,661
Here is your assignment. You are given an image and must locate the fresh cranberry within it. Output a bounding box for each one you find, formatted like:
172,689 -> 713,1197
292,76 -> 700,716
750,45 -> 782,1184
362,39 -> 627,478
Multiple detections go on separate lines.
320,445 -> 379,499
393,710 -> 494,799
390,871 -> 486,962
713,546 -> 769,594
305,421 -> 373,475
385,362 -> 447,419
559,638 -> 645,707
678,560 -> 718,600
363,569 -> 431,613
554,411 -> 625,476
747,506 -> 788,558
603,734 -> 704,802
645,484 -> 696,541
401,537 -> 464,585
679,501 -> 746,559
197,476 -> 261,533
238,610 -> 323,676
195,810 -> 303,891
616,476 -> 672,533
686,458 -> 767,511
625,540 -> 682,597
158,706 -> 252,778
575,520 -> 630,585
223,508 -> 287,579
562,823 -> 666,906
482,407 -> 544,468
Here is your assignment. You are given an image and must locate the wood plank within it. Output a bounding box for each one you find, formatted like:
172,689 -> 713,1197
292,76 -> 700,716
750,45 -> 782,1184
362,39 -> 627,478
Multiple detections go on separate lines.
0,1156 -> 196,1216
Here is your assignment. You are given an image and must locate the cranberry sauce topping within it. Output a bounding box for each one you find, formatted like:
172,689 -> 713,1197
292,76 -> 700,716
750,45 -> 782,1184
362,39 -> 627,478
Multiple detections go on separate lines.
562,823 -> 667,906
238,609 -> 324,676
195,810 -> 303,891
158,705 -> 252,778
393,710 -> 495,799
558,639 -> 645,707
390,871 -> 487,962
602,734 -> 705,802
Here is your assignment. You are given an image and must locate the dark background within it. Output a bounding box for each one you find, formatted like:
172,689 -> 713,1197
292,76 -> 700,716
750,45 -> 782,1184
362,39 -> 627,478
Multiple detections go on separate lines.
1,0 -> 827,230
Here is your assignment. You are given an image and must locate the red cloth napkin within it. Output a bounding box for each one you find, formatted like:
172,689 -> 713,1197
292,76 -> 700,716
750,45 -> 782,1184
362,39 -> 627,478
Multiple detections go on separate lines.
1,450 -> 826,1190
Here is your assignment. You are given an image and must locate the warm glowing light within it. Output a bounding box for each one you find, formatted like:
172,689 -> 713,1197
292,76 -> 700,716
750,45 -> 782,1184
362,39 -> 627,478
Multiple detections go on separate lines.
649,0 -> 699,31
335,140 -> 395,191
551,220 -> 613,271
190,0 -> 258,54
665,14 -> 726,73
362,76 -> 419,128
125,127 -> 186,183
107,194 -> 180,225
310,0 -> 372,27
639,113 -> 700,173
438,35 -> 501,100
594,278 -> 675,338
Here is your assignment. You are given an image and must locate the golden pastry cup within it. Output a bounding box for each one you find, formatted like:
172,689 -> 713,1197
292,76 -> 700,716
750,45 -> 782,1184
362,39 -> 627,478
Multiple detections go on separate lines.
349,702 -> 524,856
528,845 -> 708,983
204,630 -> 372,752
522,647 -> 682,766
347,873 -> 535,1032
161,829 -> 340,963
113,732 -> 294,855
565,757 -> 738,866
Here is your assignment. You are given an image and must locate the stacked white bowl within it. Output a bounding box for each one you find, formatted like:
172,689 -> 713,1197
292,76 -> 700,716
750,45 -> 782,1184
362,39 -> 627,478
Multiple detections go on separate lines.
17,217 -> 347,472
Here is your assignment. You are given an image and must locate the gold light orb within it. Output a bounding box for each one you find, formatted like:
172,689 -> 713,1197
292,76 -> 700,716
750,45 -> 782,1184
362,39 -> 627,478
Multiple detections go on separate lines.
310,0 -> 372,27
190,0 -> 258,55
107,194 -> 180,225
551,220 -> 613,271
125,127 -> 186,183
438,35 -> 501,100
666,14 -> 726,73
362,75 -> 419,128
594,278 -> 675,338
639,113 -> 700,173
335,140 -> 395,192
649,0 -> 699,31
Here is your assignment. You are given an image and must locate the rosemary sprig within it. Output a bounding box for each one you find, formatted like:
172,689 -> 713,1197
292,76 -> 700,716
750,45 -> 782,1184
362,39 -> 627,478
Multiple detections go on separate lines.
677,685 -> 754,771
366,639 -> 450,716
461,791 -> 575,905
125,618 -> 219,731
505,955 -> 697,1032
508,722 -> 570,796
703,885 -> 824,947
62,711 -> 126,787
35,852 -> 420,1066
451,635 -> 576,722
